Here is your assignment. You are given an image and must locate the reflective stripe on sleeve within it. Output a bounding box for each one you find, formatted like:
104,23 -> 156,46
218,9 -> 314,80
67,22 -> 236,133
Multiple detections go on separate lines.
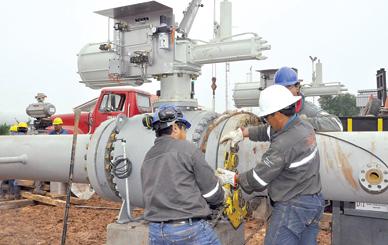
203,181 -> 220,199
266,126 -> 271,140
289,147 -> 318,168
252,169 -> 268,186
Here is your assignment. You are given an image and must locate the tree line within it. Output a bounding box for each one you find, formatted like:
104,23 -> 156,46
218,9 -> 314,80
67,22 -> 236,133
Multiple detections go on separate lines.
0,123 -> 10,135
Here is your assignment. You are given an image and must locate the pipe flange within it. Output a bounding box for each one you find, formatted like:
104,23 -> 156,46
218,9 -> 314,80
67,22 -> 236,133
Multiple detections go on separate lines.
192,111 -> 218,146
359,162 -> 388,193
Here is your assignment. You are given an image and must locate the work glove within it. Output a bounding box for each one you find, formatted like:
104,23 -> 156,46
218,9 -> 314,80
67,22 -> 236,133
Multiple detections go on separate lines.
216,168 -> 237,187
219,128 -> 244,148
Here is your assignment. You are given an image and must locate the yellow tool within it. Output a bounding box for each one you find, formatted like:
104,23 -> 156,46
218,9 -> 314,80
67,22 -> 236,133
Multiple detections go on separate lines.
223,148 -> 248,229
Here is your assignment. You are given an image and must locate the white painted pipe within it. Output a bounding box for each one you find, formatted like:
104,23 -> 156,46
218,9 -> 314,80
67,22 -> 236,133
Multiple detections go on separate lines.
192,38 -> 269,64
0,135 -> 89,183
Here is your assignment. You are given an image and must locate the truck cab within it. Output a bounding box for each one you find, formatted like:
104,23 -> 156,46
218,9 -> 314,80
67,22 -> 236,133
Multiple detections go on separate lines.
48,87 -> 153,134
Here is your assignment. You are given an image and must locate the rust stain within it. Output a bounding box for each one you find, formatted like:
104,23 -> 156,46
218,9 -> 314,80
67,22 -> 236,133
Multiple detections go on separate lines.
334,141 -> 359,190
252,146 -> 257,154
321,138 -> 333,171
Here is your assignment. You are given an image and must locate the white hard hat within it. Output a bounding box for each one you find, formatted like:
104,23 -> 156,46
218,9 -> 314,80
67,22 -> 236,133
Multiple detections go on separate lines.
257,84 -> 301,117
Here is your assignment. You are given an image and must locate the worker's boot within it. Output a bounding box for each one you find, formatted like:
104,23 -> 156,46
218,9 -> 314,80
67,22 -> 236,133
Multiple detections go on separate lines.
33,181 -> 46,195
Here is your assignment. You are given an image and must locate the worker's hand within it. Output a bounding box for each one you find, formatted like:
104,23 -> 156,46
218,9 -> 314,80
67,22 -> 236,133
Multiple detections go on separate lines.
219,128 -> 244,148
222,186 -> 232,202
216,168 -> 237,187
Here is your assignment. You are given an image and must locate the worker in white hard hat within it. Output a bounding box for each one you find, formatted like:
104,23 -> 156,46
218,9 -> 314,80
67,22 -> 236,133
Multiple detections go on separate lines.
217,84 -> 324,245
49,117 -> 68,135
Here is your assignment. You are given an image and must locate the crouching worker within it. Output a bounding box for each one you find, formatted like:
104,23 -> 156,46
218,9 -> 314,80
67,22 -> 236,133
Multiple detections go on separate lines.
217,85 -> 325,245
141,105 -> 225,245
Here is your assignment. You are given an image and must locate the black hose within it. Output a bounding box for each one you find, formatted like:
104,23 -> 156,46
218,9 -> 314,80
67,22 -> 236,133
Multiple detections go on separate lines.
110,156 -> 132,179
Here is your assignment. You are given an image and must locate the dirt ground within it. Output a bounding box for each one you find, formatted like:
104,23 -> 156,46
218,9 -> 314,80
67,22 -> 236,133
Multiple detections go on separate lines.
0,196 -> 331,245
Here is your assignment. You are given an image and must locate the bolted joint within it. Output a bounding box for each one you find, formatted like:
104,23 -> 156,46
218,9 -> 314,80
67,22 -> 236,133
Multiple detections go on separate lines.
359,162 -> 388,193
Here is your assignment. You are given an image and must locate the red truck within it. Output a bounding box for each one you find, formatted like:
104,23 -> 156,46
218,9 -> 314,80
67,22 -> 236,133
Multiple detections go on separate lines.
48,87 -> 155,134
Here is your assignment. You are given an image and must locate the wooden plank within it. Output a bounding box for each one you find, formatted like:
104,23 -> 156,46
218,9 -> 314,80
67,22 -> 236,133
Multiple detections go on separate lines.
0,199 -> 35,210
46,193 -> 66,198
21,191 -> 66,207
46,193 -> 86,205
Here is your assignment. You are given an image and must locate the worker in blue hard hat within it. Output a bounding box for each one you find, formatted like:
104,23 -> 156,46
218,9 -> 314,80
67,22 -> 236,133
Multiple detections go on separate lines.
141,104 -> 226,244
220,66 -> 343,148
217,85 -> 324,245
273,66 -> 343,131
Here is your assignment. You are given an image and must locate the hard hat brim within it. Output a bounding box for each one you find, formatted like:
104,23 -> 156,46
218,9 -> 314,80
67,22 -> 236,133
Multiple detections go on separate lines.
257,95 -> 301,117
279,80 -> 298,86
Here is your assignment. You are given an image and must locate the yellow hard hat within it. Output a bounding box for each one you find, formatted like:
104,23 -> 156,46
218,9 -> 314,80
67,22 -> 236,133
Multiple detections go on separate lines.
9,124 -> 18,132
53,117 -> 63,125
18,122 -> 28,128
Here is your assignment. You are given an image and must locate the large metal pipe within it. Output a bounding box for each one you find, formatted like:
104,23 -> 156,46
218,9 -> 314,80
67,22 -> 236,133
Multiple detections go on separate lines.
178,0 -> 203,36
233,81 -> 347,108
220,0 -> 232,39
1,112 -> 388,209
84,112 -> 388,208
192,38 -> 269,64
203,113 -> 388,204
0,135 -> 89,183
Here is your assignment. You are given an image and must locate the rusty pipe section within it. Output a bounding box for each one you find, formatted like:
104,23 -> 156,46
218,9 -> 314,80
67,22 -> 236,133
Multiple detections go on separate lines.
316,132 -> 388,202
0,135 -> 89,183
0,154 -> 27,164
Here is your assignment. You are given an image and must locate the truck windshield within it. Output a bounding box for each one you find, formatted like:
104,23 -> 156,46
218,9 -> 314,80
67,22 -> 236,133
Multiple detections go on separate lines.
99,94 -> 125,112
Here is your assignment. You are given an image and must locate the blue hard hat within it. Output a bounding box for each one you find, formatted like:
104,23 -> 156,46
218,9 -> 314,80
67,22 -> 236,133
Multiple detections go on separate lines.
274,67 -> 298,86
152,105 -> 191,130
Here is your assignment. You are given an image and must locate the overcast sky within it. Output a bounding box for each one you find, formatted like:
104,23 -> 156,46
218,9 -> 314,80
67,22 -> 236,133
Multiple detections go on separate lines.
0,0 -> 387,123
